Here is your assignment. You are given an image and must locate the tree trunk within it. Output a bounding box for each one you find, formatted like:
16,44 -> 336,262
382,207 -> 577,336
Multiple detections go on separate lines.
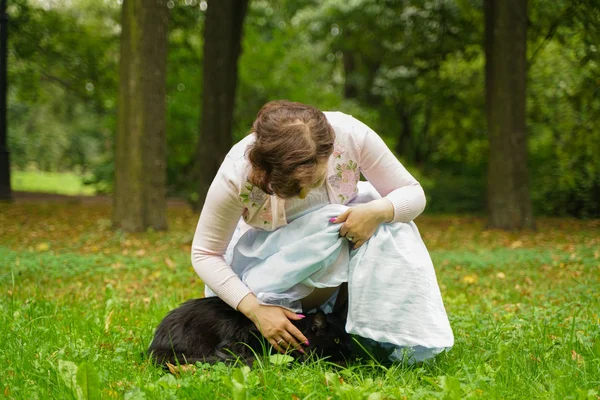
194,0 -> 249,210
113,0 -> 169,232
0,0 -> 11,202
342,51 -> 358,99
485,0 -> 535,230
395,108 -> 413,163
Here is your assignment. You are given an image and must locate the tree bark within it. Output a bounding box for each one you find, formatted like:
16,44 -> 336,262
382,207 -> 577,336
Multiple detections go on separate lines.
485,0 -> 535,230
113,0 -> 169,232
194,0 -> 249,210
0,0 -> 11,202
395,108 -> 414,163
342,51 -> 359,99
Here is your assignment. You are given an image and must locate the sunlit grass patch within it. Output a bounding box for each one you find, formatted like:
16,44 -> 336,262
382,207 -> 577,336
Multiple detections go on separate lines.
11,170 -> 96,196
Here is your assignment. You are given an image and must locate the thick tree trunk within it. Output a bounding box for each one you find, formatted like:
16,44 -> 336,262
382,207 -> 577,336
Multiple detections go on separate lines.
113,0 -> 169,232
195,0 -> 249,209
485,0 -> 535,230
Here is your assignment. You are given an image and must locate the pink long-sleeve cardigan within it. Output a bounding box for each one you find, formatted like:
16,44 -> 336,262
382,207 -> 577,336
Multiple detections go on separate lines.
191,111 -> 427,309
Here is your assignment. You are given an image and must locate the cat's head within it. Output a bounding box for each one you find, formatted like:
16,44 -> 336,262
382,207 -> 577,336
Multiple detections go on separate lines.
297,311 -> 353,364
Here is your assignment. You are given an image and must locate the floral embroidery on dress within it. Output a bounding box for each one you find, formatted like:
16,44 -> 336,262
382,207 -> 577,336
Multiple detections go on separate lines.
329,159 -> 360,202
239,181 -> 272,226
259,206 -> 272,225
239,181 -> 267,208
332,140 -> 346,159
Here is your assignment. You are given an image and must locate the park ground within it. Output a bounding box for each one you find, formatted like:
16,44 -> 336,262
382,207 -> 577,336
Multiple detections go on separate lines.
1,174 -> 599,399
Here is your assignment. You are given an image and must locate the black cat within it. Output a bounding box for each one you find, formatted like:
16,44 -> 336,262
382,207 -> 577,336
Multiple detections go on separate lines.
147,296 -> 353,366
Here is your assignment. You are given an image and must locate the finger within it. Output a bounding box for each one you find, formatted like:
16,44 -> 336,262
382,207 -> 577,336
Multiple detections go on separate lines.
339,224 -> 349,237
287,322 -> 309,346
270,338 -> 285,354
353,239 -> 365,250
333,209 -> 351,223
281,331 -> 303,352
283,309 -> 306,321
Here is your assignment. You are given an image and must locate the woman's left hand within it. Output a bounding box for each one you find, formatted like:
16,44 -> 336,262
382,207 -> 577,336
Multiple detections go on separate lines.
331,198 -> 394,249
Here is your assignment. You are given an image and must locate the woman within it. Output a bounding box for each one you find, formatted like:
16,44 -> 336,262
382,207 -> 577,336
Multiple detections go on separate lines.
191,100 -> 437,356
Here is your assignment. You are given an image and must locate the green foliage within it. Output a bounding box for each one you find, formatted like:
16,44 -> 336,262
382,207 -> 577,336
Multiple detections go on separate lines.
8,0 -> 118,173
6,0 -> 600,216
527,1 -> 600,217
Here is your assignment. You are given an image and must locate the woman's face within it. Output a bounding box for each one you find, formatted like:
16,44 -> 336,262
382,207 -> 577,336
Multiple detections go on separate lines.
297,162 -> 328,199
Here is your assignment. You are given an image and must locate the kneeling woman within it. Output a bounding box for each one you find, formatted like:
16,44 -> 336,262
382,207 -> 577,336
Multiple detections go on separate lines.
191,100 -> 453,361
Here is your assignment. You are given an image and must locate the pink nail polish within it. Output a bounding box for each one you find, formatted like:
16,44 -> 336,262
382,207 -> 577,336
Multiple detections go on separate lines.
329,218 -> 336,223
299,349 -> 305,354
297,314 -> 306,318
305,340 -> 310,346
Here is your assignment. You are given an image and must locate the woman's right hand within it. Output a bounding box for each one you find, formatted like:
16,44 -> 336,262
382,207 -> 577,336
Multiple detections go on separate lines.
237,294 -> 308,354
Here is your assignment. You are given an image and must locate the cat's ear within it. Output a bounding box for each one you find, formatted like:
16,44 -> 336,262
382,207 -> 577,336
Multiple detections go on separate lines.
311,311 -> 327,332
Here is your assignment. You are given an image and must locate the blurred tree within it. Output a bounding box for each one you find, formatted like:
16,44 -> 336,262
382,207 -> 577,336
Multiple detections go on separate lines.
164,2 -> 204,201
7,0 -> 119,175
0,0 -> 10,201
485,0 -> 534,230
194,0 -> 249,209
113,0 -> 169,232
6,0 -> 598,217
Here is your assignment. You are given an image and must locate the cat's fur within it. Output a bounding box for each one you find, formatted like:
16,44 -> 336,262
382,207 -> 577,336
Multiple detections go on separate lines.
147,296 -> 353,366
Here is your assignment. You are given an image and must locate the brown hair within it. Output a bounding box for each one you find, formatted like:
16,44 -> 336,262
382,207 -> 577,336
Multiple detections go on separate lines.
246,100 -> 335,198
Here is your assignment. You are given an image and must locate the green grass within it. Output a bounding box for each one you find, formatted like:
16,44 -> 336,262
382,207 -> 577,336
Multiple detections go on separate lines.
0,202 -> 598,399
11,170 -> 95,196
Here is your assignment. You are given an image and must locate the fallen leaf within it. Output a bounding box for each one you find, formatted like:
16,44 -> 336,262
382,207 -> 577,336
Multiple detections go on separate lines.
165,363 -> 197,375
571,350 -> 584,365
165,257 -> 176,269
178,364 -> 196,374
462,274 -> 478,284
496,272 -> 506,279
104,310 -> 113,332
36,242 -> 50,251
510,240 -> 523,248
166,363 -> 178,375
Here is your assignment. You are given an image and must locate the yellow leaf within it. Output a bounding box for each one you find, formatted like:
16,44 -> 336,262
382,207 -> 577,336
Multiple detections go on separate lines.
510,240 -> 523,249
166,362 -> 178,375
462,274 -> 478,284
104,310 -> 113,332
496,272 -> 506,279
36,242 -> 50,251
166,362 -> 195,375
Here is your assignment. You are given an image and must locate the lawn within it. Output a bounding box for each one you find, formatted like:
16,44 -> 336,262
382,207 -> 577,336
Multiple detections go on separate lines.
11,171 -> 96,196
0,200 -> 598,399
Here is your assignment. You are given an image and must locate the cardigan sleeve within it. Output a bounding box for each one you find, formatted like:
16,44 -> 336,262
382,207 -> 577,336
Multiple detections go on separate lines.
190,155 -> 252,309
355,119 -> 426,222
